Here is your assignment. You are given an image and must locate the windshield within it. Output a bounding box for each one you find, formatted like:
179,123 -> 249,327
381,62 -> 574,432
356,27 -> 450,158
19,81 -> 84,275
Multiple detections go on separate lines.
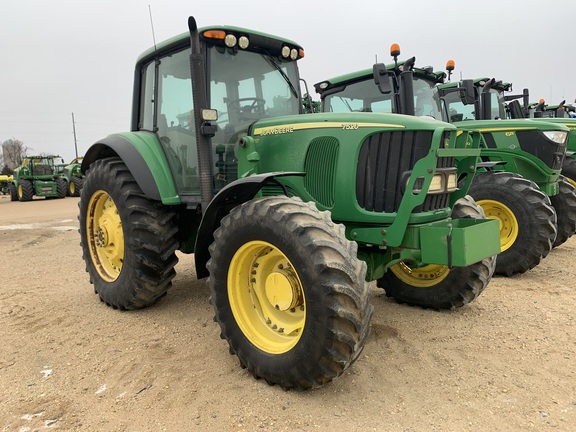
489,89 -> 507,119
210,48 -> 301,142
322,74 -> 442,119
443,87 -> 507,122
323,78 -> 394,113
413,77 -> 442,119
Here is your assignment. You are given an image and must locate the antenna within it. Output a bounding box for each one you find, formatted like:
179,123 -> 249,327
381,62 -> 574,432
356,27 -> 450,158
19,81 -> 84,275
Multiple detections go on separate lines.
148,4 -> 157,51
71,112 -> 78,158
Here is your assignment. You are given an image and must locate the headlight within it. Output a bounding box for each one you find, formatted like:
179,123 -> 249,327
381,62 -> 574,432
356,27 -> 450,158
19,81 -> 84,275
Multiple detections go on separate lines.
409,169 -> 458,194
542,130 -> 568,144
446,173 -> 457,191
428,174 -> 444,192
238,36 -> 249,49
224,34 -> 237,48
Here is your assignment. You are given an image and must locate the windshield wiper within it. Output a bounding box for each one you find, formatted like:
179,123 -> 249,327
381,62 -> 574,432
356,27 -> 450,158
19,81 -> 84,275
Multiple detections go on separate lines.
263,55 -> 298,99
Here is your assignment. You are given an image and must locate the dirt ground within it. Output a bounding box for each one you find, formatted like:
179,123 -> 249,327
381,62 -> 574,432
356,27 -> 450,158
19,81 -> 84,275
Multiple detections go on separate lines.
0,194 -> 575,432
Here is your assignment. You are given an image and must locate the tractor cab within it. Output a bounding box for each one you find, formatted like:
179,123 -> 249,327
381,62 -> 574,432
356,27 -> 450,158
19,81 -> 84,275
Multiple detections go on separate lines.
132,27 -> 302,199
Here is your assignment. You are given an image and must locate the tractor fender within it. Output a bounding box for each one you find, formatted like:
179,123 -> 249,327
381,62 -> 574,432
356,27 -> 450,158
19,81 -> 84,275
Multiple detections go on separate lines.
194,171 -> 305,279
81,133 -> 179,204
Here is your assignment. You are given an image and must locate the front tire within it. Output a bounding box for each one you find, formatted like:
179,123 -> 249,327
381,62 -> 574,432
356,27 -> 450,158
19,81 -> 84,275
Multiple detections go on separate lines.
79,157 -> 179,310
378,195 -> 496,310
18,180 -> 34,202
467,172 -> 557,276
207,196 -> 372,390
549,175 -> 576,248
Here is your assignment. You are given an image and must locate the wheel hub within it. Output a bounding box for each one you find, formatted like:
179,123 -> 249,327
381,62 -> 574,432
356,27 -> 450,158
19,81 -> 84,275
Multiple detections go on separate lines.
228,241 -> 306,354
87,191 -> 124,281
94,226 -> 109,247
264,269 -> 302,311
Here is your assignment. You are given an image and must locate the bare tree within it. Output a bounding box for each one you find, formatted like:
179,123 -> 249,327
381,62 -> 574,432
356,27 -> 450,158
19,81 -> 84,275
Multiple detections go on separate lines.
2,138 -> 29,171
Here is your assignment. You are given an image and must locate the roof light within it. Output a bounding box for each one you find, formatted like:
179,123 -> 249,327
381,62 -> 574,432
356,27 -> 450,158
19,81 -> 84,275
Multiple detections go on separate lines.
390,43 -> 400,57
446,60 -> 455,71
281,46 -> 290,58
238,36 -> 249,49
318,81 -> 329,89
224,34 -> 237,48
203,30 -> 226,40
298,48 -> 305,59
290,48 -> 298,60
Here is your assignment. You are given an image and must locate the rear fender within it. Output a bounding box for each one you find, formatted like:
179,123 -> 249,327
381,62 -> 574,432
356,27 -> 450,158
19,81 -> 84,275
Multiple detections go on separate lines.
81,132 -> 180,204
194,172 -> 304,279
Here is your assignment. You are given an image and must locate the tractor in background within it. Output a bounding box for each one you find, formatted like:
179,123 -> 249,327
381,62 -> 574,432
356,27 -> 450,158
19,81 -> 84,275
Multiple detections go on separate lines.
315,46 -> 574,277
9,155 -> 67,201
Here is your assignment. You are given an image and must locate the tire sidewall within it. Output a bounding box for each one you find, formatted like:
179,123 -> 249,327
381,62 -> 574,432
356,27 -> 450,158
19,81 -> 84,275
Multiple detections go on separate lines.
79,159 -> 141,307
209,204 -> 331,375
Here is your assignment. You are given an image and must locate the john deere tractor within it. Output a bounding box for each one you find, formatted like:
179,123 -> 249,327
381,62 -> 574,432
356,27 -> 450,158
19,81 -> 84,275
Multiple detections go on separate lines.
9,155 -> 67,201
78,17 -> 499,390
59,157 -> 84,196
439,77 -> 576,250
503,92 -> 576,186
314,47 -> 573,276
0,175 -> 13,195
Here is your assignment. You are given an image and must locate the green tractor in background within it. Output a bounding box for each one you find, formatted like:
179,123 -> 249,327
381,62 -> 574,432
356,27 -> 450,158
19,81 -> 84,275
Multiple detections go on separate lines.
501,91 -> 576,185
0,175 -> 13,195
439,77 -> 576,250
59,157 -> 84,197
78,17 -> 499,390
9,155 -> 67,201
314,46 -> 574,277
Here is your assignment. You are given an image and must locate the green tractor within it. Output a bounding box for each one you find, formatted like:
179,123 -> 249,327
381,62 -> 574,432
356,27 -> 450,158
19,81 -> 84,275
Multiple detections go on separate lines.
0,175 -> 13,195
9,155 -> 67,201
503,93 -> 576,186
314,47 -> 573,276
59,157 -> 84,197
78,17 -> 499,390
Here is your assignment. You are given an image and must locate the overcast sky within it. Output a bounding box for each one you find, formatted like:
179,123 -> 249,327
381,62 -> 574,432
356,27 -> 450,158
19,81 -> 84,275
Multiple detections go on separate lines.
2,0 -> 575,162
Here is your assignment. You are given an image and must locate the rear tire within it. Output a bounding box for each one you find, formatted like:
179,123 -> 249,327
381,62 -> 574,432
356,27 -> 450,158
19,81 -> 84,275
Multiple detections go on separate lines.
468,172 -> 557,276
378,195 -> 496,310
79,157 -> 179,310
207,196 -> 372,390
56,178 -> 67,198
71,176 -> 83,197
561,157 -> 576,187
550,175 -> 576,247
9,183 -> 18,201
18,180 -> 34,202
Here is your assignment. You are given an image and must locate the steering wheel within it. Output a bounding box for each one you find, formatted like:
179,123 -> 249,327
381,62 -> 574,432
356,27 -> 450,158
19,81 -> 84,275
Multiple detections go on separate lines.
228,98 -> 266,116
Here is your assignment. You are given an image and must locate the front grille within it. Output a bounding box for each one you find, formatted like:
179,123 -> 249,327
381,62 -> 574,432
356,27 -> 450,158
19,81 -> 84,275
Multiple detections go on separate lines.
304,137 -> 338,208
357,130 -> 451,213
515,130 -> 566,170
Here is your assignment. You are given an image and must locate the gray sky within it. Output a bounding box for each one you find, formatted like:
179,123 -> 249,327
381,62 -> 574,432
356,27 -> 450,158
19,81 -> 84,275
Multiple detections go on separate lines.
2,0 -> 575,162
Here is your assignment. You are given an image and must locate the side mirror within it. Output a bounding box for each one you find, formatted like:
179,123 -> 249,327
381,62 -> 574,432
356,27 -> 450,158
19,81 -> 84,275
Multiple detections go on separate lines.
459,79 -> 476,105
373,63 -> 392,94
508,100 -> 524,119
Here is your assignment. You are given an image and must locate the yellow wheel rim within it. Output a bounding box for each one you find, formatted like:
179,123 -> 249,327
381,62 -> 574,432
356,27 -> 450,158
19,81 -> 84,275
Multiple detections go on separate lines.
477,199 -> 518,252
17,185 -> 23,199
228,241 -> 305,354
86,190 -> 124,282
70,182 -> 75,195
390,262 -> 450,287
567,177 -> 576,189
